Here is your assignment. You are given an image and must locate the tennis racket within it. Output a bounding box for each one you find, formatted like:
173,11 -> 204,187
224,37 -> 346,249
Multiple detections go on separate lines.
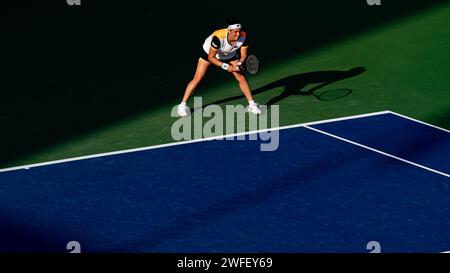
238,54 -> 260,75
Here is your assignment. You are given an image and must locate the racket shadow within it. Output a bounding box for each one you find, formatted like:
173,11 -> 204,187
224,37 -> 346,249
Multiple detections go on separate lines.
191,66 -> 365,113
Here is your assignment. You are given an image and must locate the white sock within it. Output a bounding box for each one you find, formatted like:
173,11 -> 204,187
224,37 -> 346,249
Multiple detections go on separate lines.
179,102 -> 186,106
248,100 -> 256,106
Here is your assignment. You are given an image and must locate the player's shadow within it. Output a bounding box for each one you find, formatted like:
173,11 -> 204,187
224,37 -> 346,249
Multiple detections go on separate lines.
193,66 -> 366,112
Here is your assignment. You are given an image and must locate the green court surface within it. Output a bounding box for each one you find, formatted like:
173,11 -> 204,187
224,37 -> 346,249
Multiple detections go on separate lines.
3,0 -> 450,168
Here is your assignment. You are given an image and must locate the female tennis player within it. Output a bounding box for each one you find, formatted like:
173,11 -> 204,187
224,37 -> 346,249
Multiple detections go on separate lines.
177,17 -> 262,117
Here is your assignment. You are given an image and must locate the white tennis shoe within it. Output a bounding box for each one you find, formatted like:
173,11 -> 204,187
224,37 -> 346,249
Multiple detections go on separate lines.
177,103 -> 190,117
247,103 -> 262,115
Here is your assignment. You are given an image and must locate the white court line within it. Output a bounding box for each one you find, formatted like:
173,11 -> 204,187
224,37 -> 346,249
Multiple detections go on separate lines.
0,110 -> 391,174
304,125 -> 450,178
388,111 -> 450,133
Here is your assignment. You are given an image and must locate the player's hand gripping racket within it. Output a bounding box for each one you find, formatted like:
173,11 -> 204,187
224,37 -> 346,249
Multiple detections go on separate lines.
238,54 -> 260,75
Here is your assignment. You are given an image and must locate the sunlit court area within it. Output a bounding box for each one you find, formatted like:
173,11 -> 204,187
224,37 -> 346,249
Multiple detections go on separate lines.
2,0 -> 450,253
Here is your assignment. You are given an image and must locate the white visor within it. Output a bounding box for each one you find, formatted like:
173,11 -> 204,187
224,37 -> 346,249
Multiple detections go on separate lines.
228,23 -> 242,30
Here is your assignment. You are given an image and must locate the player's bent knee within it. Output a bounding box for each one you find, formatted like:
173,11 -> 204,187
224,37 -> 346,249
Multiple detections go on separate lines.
234,73 -> 246,82
192,77 -> 203,85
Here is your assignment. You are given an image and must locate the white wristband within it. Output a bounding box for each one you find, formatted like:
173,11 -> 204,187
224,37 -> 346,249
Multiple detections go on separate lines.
221,63 -> 229,70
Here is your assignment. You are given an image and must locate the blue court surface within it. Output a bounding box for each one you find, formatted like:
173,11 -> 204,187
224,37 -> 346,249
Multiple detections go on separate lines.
1,111 -> 449,253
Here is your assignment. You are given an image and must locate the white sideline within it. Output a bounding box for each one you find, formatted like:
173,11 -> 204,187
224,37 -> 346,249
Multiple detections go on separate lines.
304,125 -> 450,178
0,110 -> 390,173
388,111 -> 450,133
